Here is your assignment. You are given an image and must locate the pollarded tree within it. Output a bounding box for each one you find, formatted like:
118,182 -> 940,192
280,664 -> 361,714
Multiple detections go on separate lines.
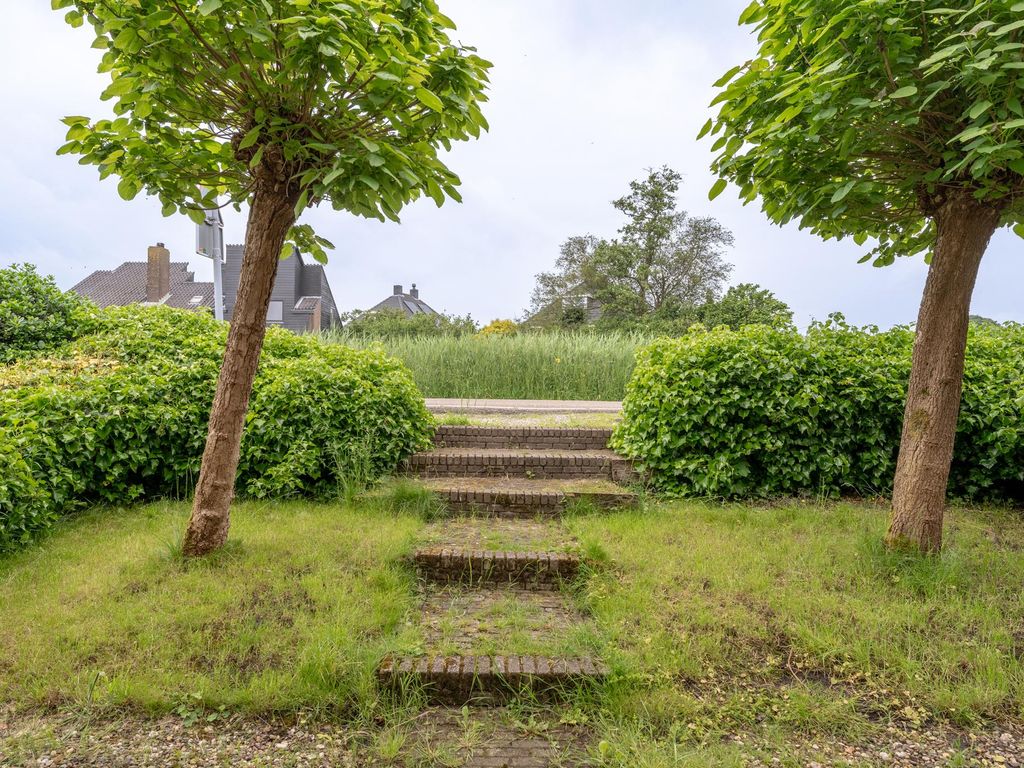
55,0 -> 490,556
705,0 -> 1024,552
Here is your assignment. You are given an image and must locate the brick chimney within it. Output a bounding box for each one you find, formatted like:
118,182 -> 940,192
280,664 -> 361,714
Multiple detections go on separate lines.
393,284 -> 403,296
147,243 -> 171,303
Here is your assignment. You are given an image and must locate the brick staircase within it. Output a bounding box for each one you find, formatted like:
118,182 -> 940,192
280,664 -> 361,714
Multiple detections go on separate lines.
413,426 -> 636,517
377,424 -> 635,707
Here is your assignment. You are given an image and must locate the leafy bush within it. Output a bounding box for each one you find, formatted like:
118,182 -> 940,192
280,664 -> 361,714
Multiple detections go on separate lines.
336,308 -> 477,339
0,426 -> 52,553
0,264 -> 94,361
613,319 -> 1024,501
0,306 -> 432,552
477,319 -> 518,336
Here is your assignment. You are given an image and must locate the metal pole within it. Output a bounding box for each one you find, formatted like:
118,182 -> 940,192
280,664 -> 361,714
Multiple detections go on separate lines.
212,241 -> 224,321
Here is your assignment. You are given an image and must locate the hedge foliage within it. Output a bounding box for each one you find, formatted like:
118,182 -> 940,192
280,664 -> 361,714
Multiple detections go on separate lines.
0,306 -> 432,552
0,263 -> 94,362
613,319 -> 1024,502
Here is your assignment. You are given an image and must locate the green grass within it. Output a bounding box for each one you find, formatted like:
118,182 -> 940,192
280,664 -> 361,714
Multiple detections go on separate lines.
0,499 -> 424,717
3,495 -> 1023,763
329,331 -> 648,400
568,499 -> 1024,752
435,411 -> 623,429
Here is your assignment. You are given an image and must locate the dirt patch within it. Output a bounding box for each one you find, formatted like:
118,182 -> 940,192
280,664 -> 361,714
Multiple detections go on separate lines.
419,586 -> 586,656
199,582 -> 318,643
421,517 -> 578,554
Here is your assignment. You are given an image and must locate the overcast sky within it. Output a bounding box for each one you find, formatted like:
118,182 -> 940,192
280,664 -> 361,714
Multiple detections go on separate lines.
1,1 -> 1020,328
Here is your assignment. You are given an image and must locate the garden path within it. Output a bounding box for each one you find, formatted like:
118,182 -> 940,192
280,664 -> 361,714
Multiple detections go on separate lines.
377,422 -> 638,766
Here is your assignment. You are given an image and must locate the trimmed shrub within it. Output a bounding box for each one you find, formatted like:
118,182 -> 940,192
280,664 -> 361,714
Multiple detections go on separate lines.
0,426 -> 53,553
613,319 -> 1024,501
0,264 -> 94,362
0,306 -> 432,552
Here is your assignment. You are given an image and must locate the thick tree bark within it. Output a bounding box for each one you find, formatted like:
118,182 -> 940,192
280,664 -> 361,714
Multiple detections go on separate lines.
886,193 -> 1001,554
182,182 -> 298,557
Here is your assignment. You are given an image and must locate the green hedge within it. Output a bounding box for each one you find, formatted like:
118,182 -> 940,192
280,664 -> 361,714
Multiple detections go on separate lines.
0,306 -> 432,552
0,263 -> 94,362
613,320 -> 1024,501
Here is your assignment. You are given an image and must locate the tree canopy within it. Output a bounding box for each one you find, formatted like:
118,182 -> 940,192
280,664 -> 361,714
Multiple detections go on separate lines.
700,283 -> 794,330
55,0 -> 492,260
705,0 -> 1024,265
530,168 -> 735,327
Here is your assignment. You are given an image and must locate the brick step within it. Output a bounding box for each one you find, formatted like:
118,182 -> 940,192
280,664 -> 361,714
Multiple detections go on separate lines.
407,448 -> 634,482
413,548 -> 581,589
435,425 -> 613,450
420,477 -> 636,518
378,654 -> 609,705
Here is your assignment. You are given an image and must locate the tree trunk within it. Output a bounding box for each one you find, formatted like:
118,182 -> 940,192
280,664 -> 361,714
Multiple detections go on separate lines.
886,193 -> 1001,554
182,183 -> 298,557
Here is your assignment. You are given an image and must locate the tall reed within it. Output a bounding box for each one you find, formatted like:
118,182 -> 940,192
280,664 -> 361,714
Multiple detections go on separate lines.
323,330 -> 649,400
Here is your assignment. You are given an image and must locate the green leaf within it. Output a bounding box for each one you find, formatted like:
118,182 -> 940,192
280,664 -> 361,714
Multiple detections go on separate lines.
237,126 -> 262,150
993,19 -> 1024,36
198,0 -> 223,15
889,85 -> 918,99
830,180 -> 856,203
708,178 -> 728,201
1014,223 -> 1024,240
117,178 -> 139,201
968,100 -> 993,120
415,87 -> 444,112
696,118 -> 713,140
294,190 -> 309,217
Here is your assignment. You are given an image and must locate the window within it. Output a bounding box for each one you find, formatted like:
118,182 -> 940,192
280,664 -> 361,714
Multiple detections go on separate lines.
267,301 -> 284,324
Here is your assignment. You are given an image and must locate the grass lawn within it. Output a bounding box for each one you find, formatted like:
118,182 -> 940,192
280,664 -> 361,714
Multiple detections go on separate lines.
2,495 -> 1022,762
0,500 -> 423,717
569,499 -> 1024,761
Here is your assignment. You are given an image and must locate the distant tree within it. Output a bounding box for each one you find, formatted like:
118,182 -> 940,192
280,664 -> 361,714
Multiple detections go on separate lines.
969,315 -> 1002,327
55,0 -> 490,556
699,283 -> 794,330
339,309 -> 477,339
528,235 -> 603,325
560,304 -> 589,329
0,264 -> 93,361
529,169 -> 734,327
706,0 -> 1024,552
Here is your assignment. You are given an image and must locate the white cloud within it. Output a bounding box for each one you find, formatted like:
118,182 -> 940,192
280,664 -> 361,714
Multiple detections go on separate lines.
0,1 -> 1020,327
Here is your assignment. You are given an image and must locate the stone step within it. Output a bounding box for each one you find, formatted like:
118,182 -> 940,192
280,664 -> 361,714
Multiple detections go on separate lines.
378,654 -> 609,705
419,477 -> 636,518
407,448 -> 635,482
435,425 -> 613,451
413,548 -> 581,589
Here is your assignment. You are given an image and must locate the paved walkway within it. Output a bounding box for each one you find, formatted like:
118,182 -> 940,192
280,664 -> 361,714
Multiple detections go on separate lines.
425,398 -> 622,414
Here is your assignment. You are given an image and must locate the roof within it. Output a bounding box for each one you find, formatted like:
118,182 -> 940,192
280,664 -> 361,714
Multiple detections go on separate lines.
71,262 -> 214,310
367,292 -> 438,317
293,296 -> 321,313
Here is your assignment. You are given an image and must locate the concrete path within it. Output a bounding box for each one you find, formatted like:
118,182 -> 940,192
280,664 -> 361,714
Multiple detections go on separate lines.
425,398 -> 622,414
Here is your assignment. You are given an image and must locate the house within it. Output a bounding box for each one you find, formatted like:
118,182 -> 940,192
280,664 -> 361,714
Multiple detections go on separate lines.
71,242 -> 342,333
367,284 -> 437,317
223,245 -> 341,332
71,243 -> 214,310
